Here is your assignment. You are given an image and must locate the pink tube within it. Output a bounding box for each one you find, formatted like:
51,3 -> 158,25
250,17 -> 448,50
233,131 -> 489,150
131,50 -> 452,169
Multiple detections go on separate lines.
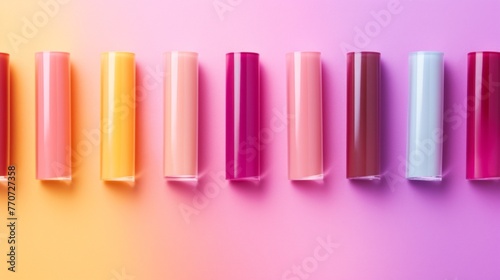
36,52 -> 71,180
286,52 -> 323,180
164,52 -> 198,180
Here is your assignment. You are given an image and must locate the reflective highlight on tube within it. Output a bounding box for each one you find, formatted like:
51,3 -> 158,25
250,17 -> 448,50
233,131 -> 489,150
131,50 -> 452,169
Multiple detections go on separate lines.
407,51 -> 444,181
346,52 -> 381,180
0,53 -> 8,181
226,52 -> 260,180
467,51 -> 500,180
35,52 -> 71,181
164,52 -> 198,180
101,52 -> 135,181
286,52 -> 323,180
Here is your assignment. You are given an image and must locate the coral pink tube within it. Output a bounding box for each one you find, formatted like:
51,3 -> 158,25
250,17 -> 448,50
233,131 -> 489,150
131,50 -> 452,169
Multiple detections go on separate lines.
467,51 -> 500,180
164,52 -> 198,180
286,52 -> 323,180
0,53 -> 8,181
36,52 -> 71,180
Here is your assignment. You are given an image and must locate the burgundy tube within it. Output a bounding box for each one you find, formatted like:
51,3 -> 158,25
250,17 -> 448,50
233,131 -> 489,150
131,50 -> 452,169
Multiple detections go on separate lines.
467,52 -> 500,180
0,53 -> 8,180
226,52 -> 260,180
346,52 -> 381,179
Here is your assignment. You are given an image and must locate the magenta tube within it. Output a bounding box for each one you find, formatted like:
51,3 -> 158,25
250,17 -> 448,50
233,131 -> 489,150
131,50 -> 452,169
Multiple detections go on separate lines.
226,52 -> 260,180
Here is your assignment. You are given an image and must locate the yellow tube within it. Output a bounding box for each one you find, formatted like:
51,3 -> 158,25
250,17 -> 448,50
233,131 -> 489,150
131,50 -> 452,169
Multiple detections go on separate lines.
100,52 -> 135,181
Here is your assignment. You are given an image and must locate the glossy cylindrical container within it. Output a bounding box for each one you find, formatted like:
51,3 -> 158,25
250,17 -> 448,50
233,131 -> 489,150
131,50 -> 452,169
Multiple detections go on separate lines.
35,52 -> 71,180
467,51 -> 500,180
226,52 -> 260,180
407,52 -> 444,180
0,53 -> 8,181
346,52 -> 381,179
287,52 -> 323,180
101,52 -> 135,181
164,52 -> 198,180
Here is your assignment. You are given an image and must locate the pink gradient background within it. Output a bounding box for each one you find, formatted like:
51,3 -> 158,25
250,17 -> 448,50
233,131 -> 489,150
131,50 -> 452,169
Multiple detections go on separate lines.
2,0 -> 500,279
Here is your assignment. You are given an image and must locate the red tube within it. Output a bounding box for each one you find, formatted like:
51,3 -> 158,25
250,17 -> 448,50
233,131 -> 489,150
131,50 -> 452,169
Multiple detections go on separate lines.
0,53 -> 8,180
467,52 -> 500,180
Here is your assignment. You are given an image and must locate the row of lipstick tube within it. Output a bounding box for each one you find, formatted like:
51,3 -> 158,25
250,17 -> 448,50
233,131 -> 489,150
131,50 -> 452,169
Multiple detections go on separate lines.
0,51 -> 498,181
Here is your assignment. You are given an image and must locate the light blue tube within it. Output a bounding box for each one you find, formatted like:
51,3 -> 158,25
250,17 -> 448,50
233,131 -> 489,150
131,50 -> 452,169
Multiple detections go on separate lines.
406,51 -> 444,180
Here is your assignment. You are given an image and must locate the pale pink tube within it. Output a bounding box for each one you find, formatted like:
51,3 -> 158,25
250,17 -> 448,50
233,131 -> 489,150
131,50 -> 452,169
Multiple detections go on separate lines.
36,52 -> 71,180
287,52 -> 323,180
164,52 -> 198,180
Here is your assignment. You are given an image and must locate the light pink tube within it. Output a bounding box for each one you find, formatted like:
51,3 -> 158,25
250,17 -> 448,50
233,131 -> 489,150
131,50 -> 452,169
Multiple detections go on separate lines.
286,52 -> 323,180
36,52 -> 71,180
164,52 -> 198,180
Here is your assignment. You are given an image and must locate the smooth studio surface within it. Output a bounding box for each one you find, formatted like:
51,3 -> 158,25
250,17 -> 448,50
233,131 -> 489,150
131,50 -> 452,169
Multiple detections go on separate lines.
2,0 -> 500,279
